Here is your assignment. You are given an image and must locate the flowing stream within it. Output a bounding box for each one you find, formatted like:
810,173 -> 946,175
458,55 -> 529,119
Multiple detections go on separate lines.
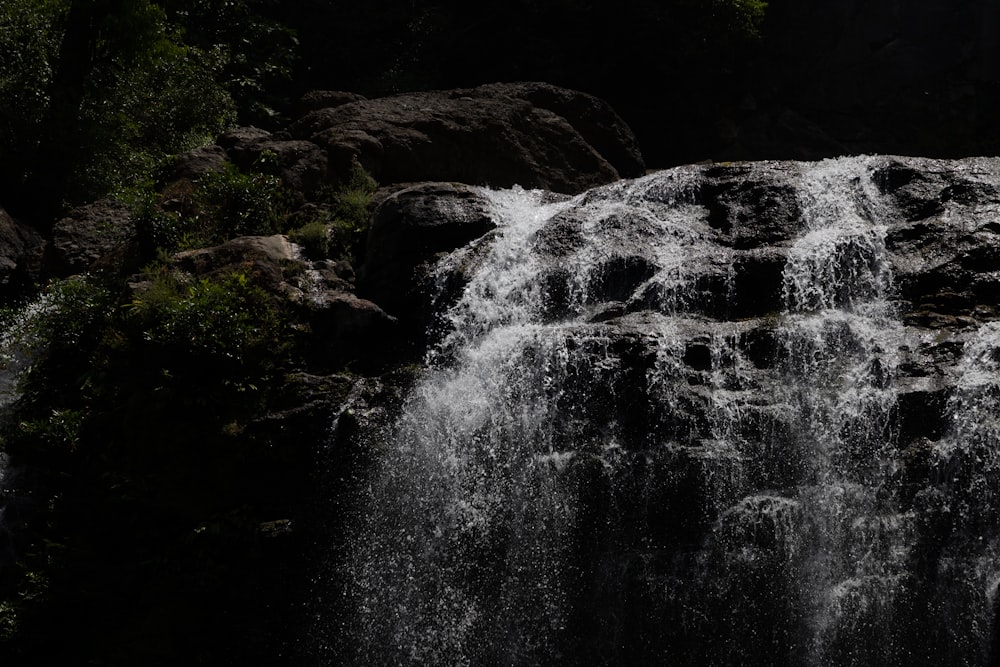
336,157 -> 1000,666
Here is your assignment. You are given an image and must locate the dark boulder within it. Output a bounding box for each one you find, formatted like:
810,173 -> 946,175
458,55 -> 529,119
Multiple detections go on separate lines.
359,182 -> 497,330
216,126 -> 272,152
165,234 -> 301,296
303,290 -> 398,369
49,199 -> 134,276
466,82 -> 646,179
295,90 -> 367,116
226,138 -> 330,203
289,83 -> 641,193
0,208 -> 45,294
161,145 -> 229,183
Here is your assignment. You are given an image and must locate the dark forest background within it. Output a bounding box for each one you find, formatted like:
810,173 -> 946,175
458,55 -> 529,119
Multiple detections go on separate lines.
3,0 -> 998,227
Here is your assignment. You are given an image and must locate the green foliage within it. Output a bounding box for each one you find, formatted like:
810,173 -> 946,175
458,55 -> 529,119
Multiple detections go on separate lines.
160,0 -> 298,125
331,166 -> 378,225
0,0 -> 65,156
193,163 -> 292,241
0,277 -> 116,460
62,0 -> 239,202
125,161 -> 296,257
125,181 -> 189,254
74,40 -> 237,200
723,0 -> 768,38
0,265 -> 300,663
0,569 -> 50,643
0,0 -> 296,216
691,0 -> 768,49
3,268 -> 284,455
16,408 -> 86,452
31,275 -> 117,353
126,158 -> 375,261
288,220 -> 330,259
320,165 -> 378,260
128,270 -> 282,363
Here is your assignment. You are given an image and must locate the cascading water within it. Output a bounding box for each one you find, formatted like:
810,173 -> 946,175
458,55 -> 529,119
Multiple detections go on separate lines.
335,157 -> 1000,666
925,321 -> 1000,665
778,160 -> 909,665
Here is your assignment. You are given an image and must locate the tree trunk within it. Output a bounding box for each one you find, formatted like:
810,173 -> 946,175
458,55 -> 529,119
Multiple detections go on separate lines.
21,0 -> 100,229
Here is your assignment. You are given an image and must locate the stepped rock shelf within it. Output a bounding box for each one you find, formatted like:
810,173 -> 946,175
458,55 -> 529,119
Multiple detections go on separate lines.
324,155 -> 1000,666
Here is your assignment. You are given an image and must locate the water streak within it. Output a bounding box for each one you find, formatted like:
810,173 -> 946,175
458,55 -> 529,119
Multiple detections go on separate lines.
779,158 -> 909,666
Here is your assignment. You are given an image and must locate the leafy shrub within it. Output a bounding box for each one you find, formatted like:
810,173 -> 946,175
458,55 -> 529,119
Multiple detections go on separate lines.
193,163 -> 292,242
0,0 -> 241,213
0,268 -> 295,663
28,275 -> 117,354
330,165 -> 378,226
128,270 -> 282,365
74,39 -> 237,202
321,165 -> 378,260
0,0 -> 63,178
126,161 -> 296,258
288,220 -> 330,259
0,276 -> 116,460
126,183 -> 188,256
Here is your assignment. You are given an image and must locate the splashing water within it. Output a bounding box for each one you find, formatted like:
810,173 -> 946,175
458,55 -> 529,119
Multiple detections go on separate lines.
335,157 -> 1000,666
343,173 -> 741,665
777,158 -> 910,666
922,321 -> 1000,665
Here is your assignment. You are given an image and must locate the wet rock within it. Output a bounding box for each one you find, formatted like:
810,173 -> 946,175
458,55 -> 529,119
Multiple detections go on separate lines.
872,158 -> 949,221
359,182 -> 496,329
587,255 -> 659,304
699,161 -> 803,248
530,211 -> 587,257
0,208 -> 45,293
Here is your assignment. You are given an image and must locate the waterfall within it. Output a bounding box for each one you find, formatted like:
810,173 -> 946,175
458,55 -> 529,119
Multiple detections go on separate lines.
778,159 -> 909,665
344,189 -> 583,665
336,157 -> 1000,666
923,321 -> 1000,665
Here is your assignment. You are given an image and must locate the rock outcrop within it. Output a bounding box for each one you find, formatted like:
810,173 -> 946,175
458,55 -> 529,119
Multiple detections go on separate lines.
135,234 -> 398,370
50,199 -> 134,275
0,208 -> 45,293
358,182 -> 500,334
14,70 -> 1000,666
288,83 -> 644,193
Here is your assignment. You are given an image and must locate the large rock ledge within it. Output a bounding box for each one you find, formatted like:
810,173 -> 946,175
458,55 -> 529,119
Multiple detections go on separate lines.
287,82 -> 645,193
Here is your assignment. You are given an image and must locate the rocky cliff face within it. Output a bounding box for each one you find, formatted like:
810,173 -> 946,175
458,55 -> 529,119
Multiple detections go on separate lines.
328,155 -> 1000,666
